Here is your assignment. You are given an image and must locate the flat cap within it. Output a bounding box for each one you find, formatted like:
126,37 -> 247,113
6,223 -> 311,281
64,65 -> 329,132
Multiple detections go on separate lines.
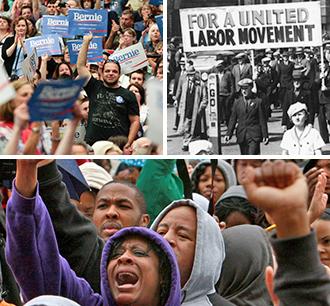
235,52 -> 246,59
238,78 -> 253,88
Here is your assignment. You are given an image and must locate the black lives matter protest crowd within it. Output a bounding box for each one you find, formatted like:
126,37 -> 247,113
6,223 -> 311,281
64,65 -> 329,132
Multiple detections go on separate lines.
0,0 -> 163,155
168,37 -> 330,155
1,158 -> 330,305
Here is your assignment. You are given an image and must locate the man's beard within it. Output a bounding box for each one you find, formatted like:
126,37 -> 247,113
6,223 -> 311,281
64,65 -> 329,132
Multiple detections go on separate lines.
103,78 -> 119,87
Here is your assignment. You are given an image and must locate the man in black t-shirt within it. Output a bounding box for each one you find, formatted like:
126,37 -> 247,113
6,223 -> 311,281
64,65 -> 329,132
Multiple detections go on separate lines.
77,33 -> 140,152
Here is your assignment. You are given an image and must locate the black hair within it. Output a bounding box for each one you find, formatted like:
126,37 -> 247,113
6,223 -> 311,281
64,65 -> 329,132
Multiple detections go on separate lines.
191,162 -> 211,194
129,69 -> 145,81
127,83 -> 145,105
214,197 -> 258,225
108,234 -> 171,306
103,59 -> 121,75
100,180 -> 147,214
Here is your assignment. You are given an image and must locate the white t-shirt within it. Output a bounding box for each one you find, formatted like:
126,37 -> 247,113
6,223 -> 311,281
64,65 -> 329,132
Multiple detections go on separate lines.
280,126 -> 325,155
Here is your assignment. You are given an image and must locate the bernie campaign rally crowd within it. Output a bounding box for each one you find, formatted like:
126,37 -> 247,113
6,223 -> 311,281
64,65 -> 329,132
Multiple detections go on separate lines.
1,158 -> 330,305
0,0 -> 163,155
168,10 -> 330,155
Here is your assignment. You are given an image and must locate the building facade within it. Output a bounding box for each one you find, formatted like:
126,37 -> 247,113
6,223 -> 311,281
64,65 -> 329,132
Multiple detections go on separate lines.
168,0 -> 330,40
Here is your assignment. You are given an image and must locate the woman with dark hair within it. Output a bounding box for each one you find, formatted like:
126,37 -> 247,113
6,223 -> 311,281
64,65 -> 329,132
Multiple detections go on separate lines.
5,165 -> 182,305
52,61 -> 74,79
80,0 -> 93,8
2,16 -> 28,78
128,83 -> 148,130
26,16 -> 37,37
312,208 -> 330,269
191,159 -> 237,207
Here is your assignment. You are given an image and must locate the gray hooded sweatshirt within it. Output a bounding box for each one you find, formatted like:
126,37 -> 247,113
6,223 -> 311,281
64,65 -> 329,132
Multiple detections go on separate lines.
151,199 -> 226,306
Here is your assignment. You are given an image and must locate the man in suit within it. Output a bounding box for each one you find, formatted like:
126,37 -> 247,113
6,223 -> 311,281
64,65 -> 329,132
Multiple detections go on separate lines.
176,66 -> 207,151
224,78 -> 269,155
172,59 -> 187,130
231,53 -> 252,95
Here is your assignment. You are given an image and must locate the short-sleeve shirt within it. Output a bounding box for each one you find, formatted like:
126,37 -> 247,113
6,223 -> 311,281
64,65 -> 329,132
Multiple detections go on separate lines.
280,126 -> 325,155
84,77 -> 139,145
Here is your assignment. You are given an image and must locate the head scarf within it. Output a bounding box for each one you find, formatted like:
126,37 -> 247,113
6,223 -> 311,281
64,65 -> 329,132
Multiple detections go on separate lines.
217,224 -> 273,306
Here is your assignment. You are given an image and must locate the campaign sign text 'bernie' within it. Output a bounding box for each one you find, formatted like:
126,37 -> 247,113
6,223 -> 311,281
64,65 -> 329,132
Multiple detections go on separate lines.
67,37 -> 103,64
29,78 -> 86,122
109,42 -> 148,75
42,15 -> 72,38
68,9 -> 108,36
25,34 -> 62,57
180,1 -> 322,52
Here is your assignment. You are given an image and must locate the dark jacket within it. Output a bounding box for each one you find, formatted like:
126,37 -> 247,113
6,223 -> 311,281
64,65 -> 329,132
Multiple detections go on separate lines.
0,205 -> 21,306
37,161 -> 104,293
271,231 -> 330,305
278,61 -> 294,89
227,95 -> 268,143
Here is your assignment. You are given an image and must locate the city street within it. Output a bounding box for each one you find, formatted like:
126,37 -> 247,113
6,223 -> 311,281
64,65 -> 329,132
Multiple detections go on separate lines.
167,104 -> 330,155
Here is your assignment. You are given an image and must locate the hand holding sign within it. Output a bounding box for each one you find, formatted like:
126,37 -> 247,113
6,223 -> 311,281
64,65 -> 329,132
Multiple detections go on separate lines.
83,32 -> 93,43
28,78 -> 86,122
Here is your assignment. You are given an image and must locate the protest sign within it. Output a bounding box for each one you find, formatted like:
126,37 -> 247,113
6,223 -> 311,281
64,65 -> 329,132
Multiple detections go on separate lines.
25,34 -> 62,57
67,37 -> 103,64
179,1 -> 322,52
109,42 -> 148,74
28,78 -> 86,122
68,9 -> 108,36
22,48 -> 38,82
155,15 -> 163,39
0,66 -> 16,106
42,15 -> 73,38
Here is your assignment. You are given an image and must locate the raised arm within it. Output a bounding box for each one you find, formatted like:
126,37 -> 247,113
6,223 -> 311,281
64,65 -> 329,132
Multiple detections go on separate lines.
37,160 -> 104,293
77,33 -> 92,84
5,160 -> 102,304
241,160 -> 330,306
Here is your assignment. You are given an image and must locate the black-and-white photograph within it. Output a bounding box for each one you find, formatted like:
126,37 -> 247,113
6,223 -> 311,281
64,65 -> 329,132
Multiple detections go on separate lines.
167,0 -> 330,155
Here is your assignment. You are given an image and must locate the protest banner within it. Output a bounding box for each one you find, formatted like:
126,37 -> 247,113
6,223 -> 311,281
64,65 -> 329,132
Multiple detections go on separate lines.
109,42 -> 148,74
25,34 -> 62,57
68,9 -> 108,36
67,37 -> 103,64
179,1 -> 322,52
28,78 -> 86,122
22,48 -> 38,82
0,66 -> 16,106
155,15 -> 163,39
42,15 -> 73,38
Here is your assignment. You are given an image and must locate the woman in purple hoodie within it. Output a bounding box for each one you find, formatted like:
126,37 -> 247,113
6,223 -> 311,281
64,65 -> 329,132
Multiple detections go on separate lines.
5,160 -> 181,306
